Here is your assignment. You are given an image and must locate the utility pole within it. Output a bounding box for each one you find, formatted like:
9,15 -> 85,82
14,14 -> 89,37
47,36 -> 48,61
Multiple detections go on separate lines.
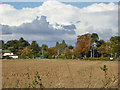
42,48 -> 43,56
57,49 -> 59,56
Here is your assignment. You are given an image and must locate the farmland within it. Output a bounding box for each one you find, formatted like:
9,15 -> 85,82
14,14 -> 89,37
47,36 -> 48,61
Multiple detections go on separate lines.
2,59 -> 118,88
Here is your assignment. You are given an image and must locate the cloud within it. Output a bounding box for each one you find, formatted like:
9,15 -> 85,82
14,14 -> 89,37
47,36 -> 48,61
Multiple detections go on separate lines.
1,16 -> 76,41
0,1 -> 118,42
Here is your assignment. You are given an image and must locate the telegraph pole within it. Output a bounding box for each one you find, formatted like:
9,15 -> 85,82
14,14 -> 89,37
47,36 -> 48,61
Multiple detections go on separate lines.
42,48 -> 43,56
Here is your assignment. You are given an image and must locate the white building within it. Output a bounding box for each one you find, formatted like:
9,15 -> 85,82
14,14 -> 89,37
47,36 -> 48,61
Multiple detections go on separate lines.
3,50 -> 18,59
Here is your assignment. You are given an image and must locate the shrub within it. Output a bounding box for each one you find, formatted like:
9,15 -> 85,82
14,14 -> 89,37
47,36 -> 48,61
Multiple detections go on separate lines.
4,56 -> 13,59
59,54 -> 65,59
84,57 -> 115,61
52,55 -> 55,59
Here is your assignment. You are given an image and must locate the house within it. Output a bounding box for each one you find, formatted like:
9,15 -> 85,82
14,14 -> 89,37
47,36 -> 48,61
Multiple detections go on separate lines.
2,50 -> 18,59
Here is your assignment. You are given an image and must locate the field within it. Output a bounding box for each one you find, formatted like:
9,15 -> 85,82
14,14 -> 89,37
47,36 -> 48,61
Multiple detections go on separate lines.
2,59 -> 118,88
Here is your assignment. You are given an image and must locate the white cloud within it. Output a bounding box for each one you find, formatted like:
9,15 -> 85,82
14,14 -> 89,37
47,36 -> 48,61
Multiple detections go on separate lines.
0,1 -> 118,42
1,16 -> 76,41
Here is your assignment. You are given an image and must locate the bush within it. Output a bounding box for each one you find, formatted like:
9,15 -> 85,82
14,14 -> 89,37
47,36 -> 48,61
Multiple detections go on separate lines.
66,54 -> 72,59
73,51 -> 81,59
59,54 -> 65,59
84,57 -> 115,61
4,56 -> 13,59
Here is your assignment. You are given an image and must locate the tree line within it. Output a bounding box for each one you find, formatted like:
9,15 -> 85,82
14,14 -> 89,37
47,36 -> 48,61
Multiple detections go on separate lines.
0,33 -> 120,60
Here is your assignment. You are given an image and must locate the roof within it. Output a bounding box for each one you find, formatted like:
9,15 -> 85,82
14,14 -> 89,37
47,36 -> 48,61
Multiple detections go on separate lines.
2,50 -> 12,53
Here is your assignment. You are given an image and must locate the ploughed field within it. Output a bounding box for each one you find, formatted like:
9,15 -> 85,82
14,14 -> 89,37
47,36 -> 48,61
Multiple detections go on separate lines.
2,59 -> 118,88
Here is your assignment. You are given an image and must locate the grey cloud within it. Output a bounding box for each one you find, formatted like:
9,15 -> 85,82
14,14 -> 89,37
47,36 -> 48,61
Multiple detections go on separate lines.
1,16 -> 76,41
1,25 -> 12,34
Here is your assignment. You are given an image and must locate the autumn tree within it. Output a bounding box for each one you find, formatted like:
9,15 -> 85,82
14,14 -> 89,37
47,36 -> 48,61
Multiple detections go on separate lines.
18,47 -> 33,59
76,33 -> 91,57
47,47 -> 57,59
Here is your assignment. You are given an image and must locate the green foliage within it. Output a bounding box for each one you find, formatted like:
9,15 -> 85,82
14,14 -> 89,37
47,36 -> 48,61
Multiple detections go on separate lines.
100,65 -> 107,72
2,35 -> 120,60
96,40 -> 105,47
91,33 -> 99,42
26,71 -> 45,88
4,56 -> 13,59
73,51 -> 81,59
58,54 -> 65,59
110,36 -> 120,58
68,45 -> 74,50
4,40 -> 19,53
19,37 -> 30,50
56,40 -> 67,55
29,41 -> 40,58
0,40 -> 4,49
31,71 -> 44,88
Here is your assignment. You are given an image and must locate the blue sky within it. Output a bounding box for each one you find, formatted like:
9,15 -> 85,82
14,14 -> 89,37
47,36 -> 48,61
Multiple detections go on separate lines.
2,2 -> 118,9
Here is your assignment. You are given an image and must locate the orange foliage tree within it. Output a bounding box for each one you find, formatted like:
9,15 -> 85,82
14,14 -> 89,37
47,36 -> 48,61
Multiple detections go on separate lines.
76,33 -> 91,57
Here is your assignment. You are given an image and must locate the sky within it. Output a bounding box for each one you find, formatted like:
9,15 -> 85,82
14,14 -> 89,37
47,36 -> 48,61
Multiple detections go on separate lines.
0,0 -> 118,47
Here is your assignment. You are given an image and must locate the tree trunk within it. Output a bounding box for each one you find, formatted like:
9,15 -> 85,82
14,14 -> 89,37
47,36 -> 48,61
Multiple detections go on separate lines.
91,50 -> 92,57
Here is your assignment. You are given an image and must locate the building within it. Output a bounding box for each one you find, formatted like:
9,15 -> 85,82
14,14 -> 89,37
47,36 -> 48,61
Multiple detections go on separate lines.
2,50 -> 18,59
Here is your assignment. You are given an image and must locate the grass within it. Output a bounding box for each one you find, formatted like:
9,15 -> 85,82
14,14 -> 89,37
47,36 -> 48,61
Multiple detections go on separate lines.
2,59 -> 118,88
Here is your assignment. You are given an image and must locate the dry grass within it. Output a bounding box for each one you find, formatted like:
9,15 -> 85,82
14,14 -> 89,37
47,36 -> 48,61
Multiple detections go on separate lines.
2,59 -> 118,88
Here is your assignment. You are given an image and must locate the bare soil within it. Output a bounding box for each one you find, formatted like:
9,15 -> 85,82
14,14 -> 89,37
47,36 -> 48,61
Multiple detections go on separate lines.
2,59 -> 118,88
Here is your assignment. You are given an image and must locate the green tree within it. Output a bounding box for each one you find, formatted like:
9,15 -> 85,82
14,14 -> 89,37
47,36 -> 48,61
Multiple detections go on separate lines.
68,45 -> 74,50
41,44 -> 48,51
90,33 -> 99,57
29,41 -> 40,58
19,37 -> 30,50
110,36 -> 120,58
4,40 -> 19,53
55,40 -> 67,55
96,40 -> 105,47
0,40 -> 4,49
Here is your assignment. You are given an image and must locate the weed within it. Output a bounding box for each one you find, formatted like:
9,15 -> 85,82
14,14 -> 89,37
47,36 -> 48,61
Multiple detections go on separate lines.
31,71 -> 45,88
100,65 -> 118,88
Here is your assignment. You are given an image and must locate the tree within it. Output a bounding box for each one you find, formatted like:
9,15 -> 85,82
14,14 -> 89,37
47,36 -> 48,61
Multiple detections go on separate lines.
91,33 -> 99,43
47,47 -> 57,59
0,40 -> 4,49
42,44 -> 48,51
68,45 -> 74,50
76,33 -> 91,57
18,47 -> 34,59
97,42 -> 111,57
110,36 -> 120,58
56,42 -> 59,49
96,40 -> 105,47
55,40 -> 67,55
97,45 -> 106,57
4,40 -> 19,54
19,37 -> 30,50
90,33 -> 99,57
29,41 -> 40,58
